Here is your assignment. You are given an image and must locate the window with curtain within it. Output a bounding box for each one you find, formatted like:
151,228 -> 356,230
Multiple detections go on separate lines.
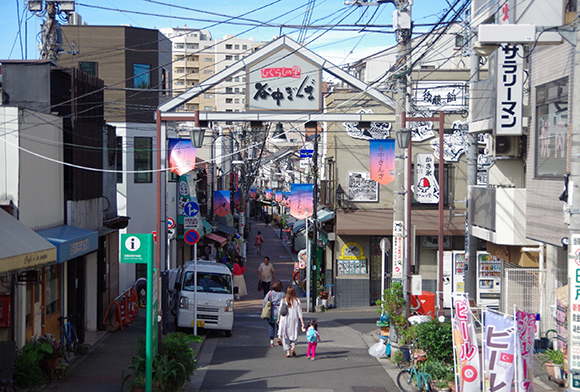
134,137 -> 152,183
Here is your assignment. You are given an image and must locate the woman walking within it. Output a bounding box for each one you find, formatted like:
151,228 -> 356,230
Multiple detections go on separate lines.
277,286 -> 305,357
232,256 -> 247,300
262,280 -> 285,346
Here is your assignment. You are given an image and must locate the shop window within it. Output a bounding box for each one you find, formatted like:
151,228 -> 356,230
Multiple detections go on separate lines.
46,265 -> 59,317
134,137 -> 153,183
535,77 -> 568,177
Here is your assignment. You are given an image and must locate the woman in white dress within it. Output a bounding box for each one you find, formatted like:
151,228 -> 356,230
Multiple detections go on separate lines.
232,257 -> 247,299
277,286 -> 305,357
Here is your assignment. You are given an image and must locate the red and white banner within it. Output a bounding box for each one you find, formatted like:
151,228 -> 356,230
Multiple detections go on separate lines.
483,310 -> 515,392
452,297 -> 481,392
516,311 -> 535,392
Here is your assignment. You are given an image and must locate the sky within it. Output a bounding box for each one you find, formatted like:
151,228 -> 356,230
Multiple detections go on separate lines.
0,0 -> 458,66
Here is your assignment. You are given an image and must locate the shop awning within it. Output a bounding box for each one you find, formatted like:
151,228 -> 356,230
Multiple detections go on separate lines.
0,210 -> 57,275
205,233 -> 227,247
202,219 -> 213,236
291,209 -> 335,235
216,223 -> 237,236
37,225 -> 98,263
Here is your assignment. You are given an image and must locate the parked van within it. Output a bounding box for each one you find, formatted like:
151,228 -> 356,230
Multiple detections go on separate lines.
171,260 -> 234,337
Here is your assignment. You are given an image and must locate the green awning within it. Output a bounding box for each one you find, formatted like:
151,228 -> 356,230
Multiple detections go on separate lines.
202,219 -> 213,236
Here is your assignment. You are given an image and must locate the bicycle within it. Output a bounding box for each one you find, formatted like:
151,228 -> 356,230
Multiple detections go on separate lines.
396,342 -> 432,392
58,316 -> 79,362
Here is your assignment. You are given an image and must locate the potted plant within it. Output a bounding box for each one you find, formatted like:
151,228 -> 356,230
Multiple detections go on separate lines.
433,379 -> 450,392
376,282 -> 407,341
14,342 -> 48,390
540,348 -> 565,381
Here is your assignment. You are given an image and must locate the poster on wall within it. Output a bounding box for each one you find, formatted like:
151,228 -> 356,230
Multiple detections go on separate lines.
347,172 -> 378,202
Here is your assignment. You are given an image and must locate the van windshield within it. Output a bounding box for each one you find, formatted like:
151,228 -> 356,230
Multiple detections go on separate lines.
182,271 -> 232,294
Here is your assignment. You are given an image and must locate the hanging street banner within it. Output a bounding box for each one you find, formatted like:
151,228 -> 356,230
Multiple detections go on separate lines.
234,191 -> 241,211
392,220 -> 403,280
275,190 -> 283,203
452,296 -> 481,392
483,310 -> 515,392
213,191 -> 231,217
290,183 -> 313,220
266,189 -> 273,200
250,188 -> 258,199
369,139 -> 395,185
414,153 -> 440,203
516,310 -> 535,392
246,45 -> 322,112
496,44 -> 524,136
168,138 -> 197,176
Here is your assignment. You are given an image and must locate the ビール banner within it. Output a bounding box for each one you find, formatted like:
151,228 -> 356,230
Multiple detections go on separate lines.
516,310 -> 535,392
369,139 -> 395,185
452,296 -> 481,392
290,183 -> 313,220
483,310 -> 515,392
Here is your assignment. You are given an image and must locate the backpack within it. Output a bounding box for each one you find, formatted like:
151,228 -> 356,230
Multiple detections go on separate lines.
306,327 -> 317,343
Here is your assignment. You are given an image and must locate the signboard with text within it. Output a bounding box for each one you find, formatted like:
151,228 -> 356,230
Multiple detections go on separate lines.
496,44 -> 524,135
246,46 -> 322,112
569,234 -> 580,371
392,221 -> 404,280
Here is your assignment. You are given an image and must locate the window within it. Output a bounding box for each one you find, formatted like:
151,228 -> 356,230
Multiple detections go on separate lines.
116,137 -> 123,183
200,34 -> 208,41
535,77 -> 568,177
226,87 -> 233,94
204,94 -> 213,98
134,137 -> 152,183
225,77 -> 233,82
204,106 -> 213,110
174,43 -> 184,49
225,55 -> 233,61
176,81 -> 184,86
45,265 -> 60,316
79,61 -> 97,77
133,64 -> 151,89
455,35 -> 464,48
204,57 -> 213,62
411,164 -> 450,206
242,88 -> 246,93
234,44 -> 239,50
226,44 -> 233,50
242,77 -> 246,82
161,68 -> 168,96
204,70 -> 213,74
176,69 -> 185,73
226,109 -> 233,112
234,88 -> 239,93
186,43 -> 198,49
234,98 -> 239,104
234,77 -> 239,82
226,98 -> 233,104
242,45 -> 248,50
234,55 -> 239,60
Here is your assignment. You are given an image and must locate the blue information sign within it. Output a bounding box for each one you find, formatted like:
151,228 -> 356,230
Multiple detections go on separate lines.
300,149 -> 314,158
184,202 -> 200,217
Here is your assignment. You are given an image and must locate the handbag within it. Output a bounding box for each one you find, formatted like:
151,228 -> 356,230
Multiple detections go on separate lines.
279,299 -> 288,317
257,280 -> 263,291
261,291 -> 272,320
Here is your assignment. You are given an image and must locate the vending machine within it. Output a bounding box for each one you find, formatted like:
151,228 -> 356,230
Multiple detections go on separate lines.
476,251 -> 502,308
453,251 -> 466,295
439,251 -> 466,308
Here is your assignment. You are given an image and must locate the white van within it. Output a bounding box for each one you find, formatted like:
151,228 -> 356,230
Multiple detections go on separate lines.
172,260 -> 234,337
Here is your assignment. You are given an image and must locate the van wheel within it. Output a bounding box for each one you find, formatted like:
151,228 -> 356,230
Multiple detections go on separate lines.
225,330 -> 232,337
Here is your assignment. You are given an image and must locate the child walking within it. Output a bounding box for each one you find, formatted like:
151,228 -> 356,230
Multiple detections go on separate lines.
305,319 -> 321,360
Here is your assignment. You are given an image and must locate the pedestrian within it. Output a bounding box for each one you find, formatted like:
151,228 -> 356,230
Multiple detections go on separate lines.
305,319 -> 321,360
262,280 -> 285,347
233,256 -> 247,300
134,277 -> 147,307
258,256 -> 275,296
255,231 -> 264,255
277,286 -> 305,358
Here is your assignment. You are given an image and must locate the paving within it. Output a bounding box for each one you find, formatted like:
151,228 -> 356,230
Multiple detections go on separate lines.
41,218 -> 562,391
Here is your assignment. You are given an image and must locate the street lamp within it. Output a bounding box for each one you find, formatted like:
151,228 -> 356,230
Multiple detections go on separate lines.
395,128 -> 411,149
189,127 -> 206,148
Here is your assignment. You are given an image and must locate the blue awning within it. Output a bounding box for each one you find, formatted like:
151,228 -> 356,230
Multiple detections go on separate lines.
291,209 -> 335,235
216,223 -> 237,236
37,225 -> 98,263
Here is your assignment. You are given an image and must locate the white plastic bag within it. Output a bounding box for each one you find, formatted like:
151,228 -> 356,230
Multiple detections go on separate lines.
368,342 -> 386,358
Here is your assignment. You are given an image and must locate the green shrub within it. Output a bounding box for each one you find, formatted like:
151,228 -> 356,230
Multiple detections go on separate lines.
376,282 -> 407,330
415,319 -> 453,362
13,342 -> 50,390
419,358 -> 454,381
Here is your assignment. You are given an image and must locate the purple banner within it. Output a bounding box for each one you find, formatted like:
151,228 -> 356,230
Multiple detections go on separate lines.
290,183 -> 313,220
266,189 -> 273,200
483,310 -> 515,392
213,191 -> 231,217
275,191 -> 283,202
516,311 -> 535,392
168,138 -> 197,176
369,139 -> 395,185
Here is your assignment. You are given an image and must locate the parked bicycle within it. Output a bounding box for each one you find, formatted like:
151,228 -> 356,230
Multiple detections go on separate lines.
396,341 -> 432,392
58,316 -> 79,362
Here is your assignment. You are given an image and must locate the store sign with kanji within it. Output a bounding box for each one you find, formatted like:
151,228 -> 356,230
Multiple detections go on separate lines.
246,46 -> 322,112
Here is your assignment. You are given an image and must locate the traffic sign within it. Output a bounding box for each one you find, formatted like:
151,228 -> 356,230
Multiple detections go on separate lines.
121,233 -> 153,264
184,201 -> 199,217
184,229 -> 200,245
167,217 -> 176,230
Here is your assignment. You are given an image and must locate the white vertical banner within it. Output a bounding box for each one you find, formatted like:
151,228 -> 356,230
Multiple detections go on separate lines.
414,153 -> 439,203
452,296 -> 481,392
496,44 -> 524,136
483,310 -> 516,392
392,220 -> 404,280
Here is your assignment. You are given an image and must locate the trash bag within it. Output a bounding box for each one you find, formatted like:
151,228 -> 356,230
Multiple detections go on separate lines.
368,342 -> 387,358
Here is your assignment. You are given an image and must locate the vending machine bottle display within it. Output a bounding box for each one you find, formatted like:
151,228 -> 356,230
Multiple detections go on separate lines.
476,251 -> 502,308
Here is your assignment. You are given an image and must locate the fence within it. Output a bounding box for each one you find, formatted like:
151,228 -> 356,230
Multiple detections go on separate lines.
102,287 -> 139,331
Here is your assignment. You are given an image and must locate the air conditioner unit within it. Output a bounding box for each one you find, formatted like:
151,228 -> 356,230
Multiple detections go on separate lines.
492,135 -> 521,158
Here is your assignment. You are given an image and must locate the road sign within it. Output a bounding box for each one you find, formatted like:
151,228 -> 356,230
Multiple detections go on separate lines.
120,233 -> 153,264
300,149 -> 314,158
167,217 -> 176,229
184,229 -> 200,245
184,201 -> 200,217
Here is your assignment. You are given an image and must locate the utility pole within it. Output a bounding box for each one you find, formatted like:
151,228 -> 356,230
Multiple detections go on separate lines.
29,1 -> 75,60
312,122 -> 319,309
